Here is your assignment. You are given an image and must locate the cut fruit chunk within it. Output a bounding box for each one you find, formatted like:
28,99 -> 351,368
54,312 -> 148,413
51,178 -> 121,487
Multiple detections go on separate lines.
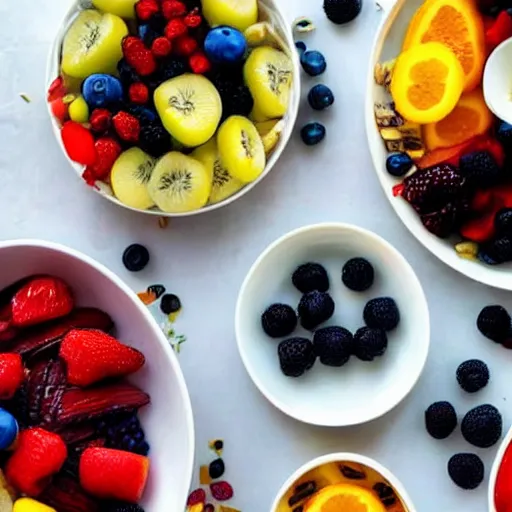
402,0 -> 485,91
61,10 -> 129,79
245,46 -> 293,120
217,116 -> 266,183
147,152 -> 211,213
202,0 -> 258,32
423,88 -> 493,149
92,0 -> 138,19
154,74 -> 222,147
304,484 -> 386,512
111,147 -> 156,210
390,42 -> 464,124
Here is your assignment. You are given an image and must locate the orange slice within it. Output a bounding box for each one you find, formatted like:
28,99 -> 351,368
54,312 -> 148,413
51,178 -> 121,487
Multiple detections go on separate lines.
402,0 -> 485,91
423,87 -> 493,149
304,484 -> 386,512
390,42 -> 464,124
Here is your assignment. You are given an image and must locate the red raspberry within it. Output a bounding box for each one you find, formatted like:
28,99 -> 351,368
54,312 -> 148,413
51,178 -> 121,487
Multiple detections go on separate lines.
135,0 -> 160,21
90,108 -> 112,134
129,83 -> 149,104
151,37 -> 173,58
184,8 -> 202,28
50,97 -> 69,124
187,488 -> 206,506
210,481 -> 234,501
122,36 -> 157,76
174,35 -> 198,56
47,76 -> 67,102
165,18 -> 188,40
113,112 -> 141,143
189,51 -> 211,74
162,0 -> 187,19
85,138 -> 122,180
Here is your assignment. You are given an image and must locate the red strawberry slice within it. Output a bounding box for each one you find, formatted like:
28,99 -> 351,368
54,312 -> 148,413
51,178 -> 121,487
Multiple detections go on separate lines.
5,427 -> 67,496
59,329 -> 145,387
0,353 -> 24,399
79,447 -> 150,503
461,212 -> 497,243
11,277 -> 73,328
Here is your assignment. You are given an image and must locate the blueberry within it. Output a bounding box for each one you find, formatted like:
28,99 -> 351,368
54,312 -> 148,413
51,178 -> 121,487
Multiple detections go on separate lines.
307,84 -> 335,111
204,26 -> 247,65
82,74 -> 124,109
298,291 -> 335,330
0,409 -> 18,450
122,244 -> 150,272
386,152 -> 414,177
295,41 -> 307,56
300,122 -> 326,146
495,208 -> 512,235
497,121 -> 512,150
261,304 -> 298,338
209,458 -> 225,479
160,294 -> 182,315
300,50 -> 327,76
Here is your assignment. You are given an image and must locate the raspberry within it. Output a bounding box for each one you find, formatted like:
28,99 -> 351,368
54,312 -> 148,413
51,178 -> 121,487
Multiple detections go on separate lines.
89,108 -> 112,134
135,0 -> 160,21
292,263 -> 329,293
184,7 -> 202,28
165,18 -> 188,40
129,83 -> 149,104
151,37 -> 172,58
189,51 -> 211,74
187,488 -> 206,506
122,36 -> 157,77
162,0 -> 187,19
174,35 -> 198,56
425,401 -> 457,439
86,138 -> 122,180
113,112 -> 141,143
210,481 -> 234,501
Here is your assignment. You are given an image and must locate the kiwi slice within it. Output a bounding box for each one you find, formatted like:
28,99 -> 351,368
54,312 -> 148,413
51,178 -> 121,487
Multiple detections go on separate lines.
92,0 -> 138,19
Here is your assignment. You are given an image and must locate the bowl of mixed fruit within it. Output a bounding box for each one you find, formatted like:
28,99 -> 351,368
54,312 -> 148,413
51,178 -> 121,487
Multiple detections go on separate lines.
0,240 -> 194,511
367,0 -> 512,289
47,0 -> 299,216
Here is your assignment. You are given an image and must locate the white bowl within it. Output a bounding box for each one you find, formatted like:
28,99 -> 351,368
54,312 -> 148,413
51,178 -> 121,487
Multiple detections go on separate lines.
0,239 -> 194,511
365,0 -> 512,290
46,0 -> 300,218
235,223 -> 430,427
488,423 -> 512,512
270,452 -> 417,512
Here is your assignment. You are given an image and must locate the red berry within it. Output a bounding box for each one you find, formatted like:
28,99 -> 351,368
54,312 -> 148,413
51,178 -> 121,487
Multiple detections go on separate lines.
210,481 -> 234,501
165,18 -> 188,40
47,76 -> 66,102
90,108 -> 112,134
0,354 -> 24,400
82,168 -> 99,187
204,505 -> 215,512
129,82 -> 149,104
122,36 -> 157,76
135,0 -> 160,21
50,97 -> 69,123
184,8 -> 202,28
113,111 -> 141,143
174,35 -> 198,56
187,488 -> 206,506
61,122 -> 97,166
189,51 -> 211,74
162,0 -> 187,19
151,36 -> 173,58
85,138 -> 122,181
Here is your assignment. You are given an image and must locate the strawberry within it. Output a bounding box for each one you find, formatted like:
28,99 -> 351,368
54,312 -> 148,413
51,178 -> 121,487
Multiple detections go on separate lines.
6,428 -> 67,496
61,122 -> 97,166
122,36 -> 157,76
47,76 -> 66,102
85,138 -> 122,181
162,0 -> 187,19
0,354 -> 24,399
113,111 -> 141,143
79,447 -> 150,502
60,329 -> 145,387
210,481 -> 234,501
129,82 -> 150,104
461,212 -> 496,243
89,108 -> 112,134
11,277 -> 73,328
165,18 -> 188,40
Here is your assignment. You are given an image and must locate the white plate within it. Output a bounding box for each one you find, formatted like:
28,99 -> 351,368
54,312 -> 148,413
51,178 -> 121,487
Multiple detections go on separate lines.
488,423 -> 512,512
235,223 -> 430,427
0,240 -> 194,511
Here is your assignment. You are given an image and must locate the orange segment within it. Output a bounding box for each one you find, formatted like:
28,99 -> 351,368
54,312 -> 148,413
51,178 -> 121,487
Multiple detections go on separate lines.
402,0 -> 485,91
305,484 -> 386,512
390,42 -> 464,123
423,87 -> 493,149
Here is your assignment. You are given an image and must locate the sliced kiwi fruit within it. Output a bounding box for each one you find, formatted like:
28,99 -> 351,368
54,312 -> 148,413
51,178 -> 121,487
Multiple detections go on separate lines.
92,0 -> 138,19
201,0 -> 258,32
147,152 -> 212,213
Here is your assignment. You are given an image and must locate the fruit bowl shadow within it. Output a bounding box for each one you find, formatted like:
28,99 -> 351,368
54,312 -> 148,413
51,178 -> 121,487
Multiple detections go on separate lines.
0,239 -> 194,510
46,0 -> 301,218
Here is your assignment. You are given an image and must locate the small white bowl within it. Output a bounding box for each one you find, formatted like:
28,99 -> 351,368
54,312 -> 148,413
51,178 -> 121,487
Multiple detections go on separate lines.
488,423 -> 512,512
46,0 -> 300,218
270,452 -> 417,512
0,239 -> 194,511
235,223 -> 430,427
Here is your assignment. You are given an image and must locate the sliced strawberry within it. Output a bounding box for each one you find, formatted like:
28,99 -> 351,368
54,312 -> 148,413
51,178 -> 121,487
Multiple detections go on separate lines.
0,353 -> 24,399
461,212 -> 497,242
40,476 -> 100,512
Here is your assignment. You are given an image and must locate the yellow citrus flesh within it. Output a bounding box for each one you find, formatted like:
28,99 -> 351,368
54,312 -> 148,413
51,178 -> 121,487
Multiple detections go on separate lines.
305,484 -> 387,512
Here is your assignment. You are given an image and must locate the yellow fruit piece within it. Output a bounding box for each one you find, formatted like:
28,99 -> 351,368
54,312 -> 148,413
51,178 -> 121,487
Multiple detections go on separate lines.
188,505 -> 204,512
304,484 -> 386,512
61,10 -> 128,79
14,498 -> 56,512
261,119 -> 285,155
199,464 -> 212,485
390,42 -> 464,124
154,74 -> 222,147
255,119 -> 279,136
68,96 -> 89,123
244,22 -> 287,51
92,0 -> 138,19
202,0 -> 258,32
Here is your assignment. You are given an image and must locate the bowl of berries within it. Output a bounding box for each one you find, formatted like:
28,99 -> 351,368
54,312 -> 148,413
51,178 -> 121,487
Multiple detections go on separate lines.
235,223 -> 430,427
489,423 -> 512,512
367,0 -> 512,289
0,239 -> 194,511
46,0 -> 300,217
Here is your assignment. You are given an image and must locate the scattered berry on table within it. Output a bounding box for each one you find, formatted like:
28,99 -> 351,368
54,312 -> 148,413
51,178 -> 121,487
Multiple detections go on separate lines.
479,235 -> 512,265
113,112 -> 141,143
209,439 -> 224,455
495,208 -> 512,235
82,74 -> 124,110
148,284 -> 166,299
97,412 -> 150,456
208,458 -> 225,479
313,326 -> 353,367
123,244 -> 150,272
101,502 -> 145,512
298,291 -> 335,330
308,84 -> 335,111
447,453 -> 484,490
187,488 -> 206,506
363,297 -> 400,331
324,0 -> 362,24
292,262 -> 330,293
0,354 -> 24,400
210,481 -> 234,501
139,121 -> 173,157
261,304 -> 298,338
160,294 -> 182,315
300,122 -> 326,146
352,327 -> 387,361
461,404 -> 502,448
476,305 -> 511,343
386,152 -> 414,177
459,150 -> 501,186
278,337 -> 316,377
456,360 -> 489,393
295,41 -> 307,56
300,50 -> 327,77
424,401 -> 457,440
204,26 -> 247,65
342,258 -> 374,291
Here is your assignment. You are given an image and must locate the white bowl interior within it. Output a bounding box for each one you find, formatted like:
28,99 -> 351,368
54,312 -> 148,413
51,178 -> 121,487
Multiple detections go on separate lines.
46,0 -> 301,218
0,240 -> 194,511
488,424 -> 512,512
236,224 -> 430,427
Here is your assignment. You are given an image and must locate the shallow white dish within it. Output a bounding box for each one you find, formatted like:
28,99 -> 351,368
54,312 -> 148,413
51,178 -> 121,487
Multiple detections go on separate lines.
0,239 -> 194,511
235,223 -> 430,427
488,423 -> 512,512
46,0 -> 300,218
365,0 -> 512,290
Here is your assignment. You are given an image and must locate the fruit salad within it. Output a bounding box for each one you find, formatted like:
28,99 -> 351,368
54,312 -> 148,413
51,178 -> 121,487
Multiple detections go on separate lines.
0,275 -> 151,511
48,0 -> 294,214
374,0 -> 512,266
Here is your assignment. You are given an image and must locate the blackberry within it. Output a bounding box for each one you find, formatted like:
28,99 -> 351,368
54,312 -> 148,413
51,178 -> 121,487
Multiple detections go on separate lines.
352,327 -> 387,361
292,263 -> 330,293
298,291 -> 335,330
97,412 -> 150,456
363,297 -> 400,331
460,150 -> 501,186
456,360 -> 489,393
220,84 -> 254,120
313,326 -> 353,367
342,258 -> 374,292
476,305 -> 511,343
425,401 -> 457,440
324,0 -> 362,24
495,208 -> 512,235
261,304 -> 298,338
117,59 -> 140,86
139,121 -> 173,157
157,57 -> 188,82
160,294 -> 181,315
147,13 -> 167,32
479,235 -> 512,265
278,337 -> 316,377
101,502 -> 145,512
448,453 -> 484,490
461,404 -> 502,448
420,201 -> 469,238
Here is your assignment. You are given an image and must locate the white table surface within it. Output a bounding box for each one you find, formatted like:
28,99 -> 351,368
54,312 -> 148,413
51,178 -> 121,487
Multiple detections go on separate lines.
2,0 -> 512,510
